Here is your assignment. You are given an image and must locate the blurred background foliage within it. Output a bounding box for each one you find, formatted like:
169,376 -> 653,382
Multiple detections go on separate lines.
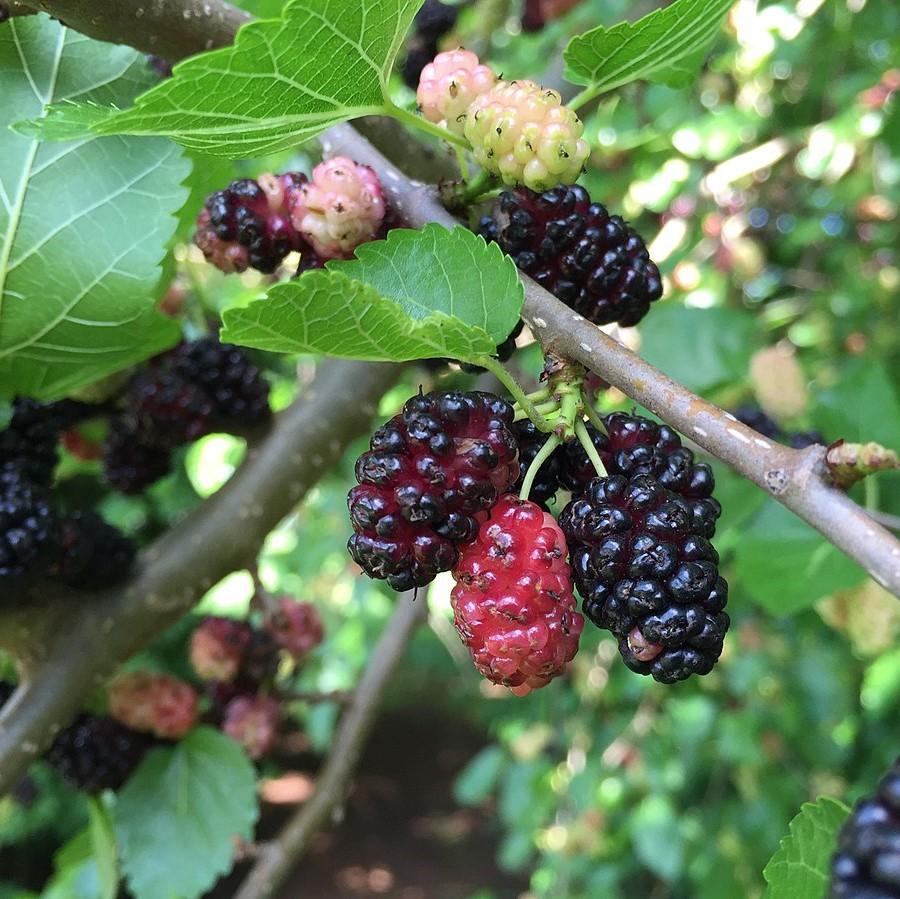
1,0 -> 898,897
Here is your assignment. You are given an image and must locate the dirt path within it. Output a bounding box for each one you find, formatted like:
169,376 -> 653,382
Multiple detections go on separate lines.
215,709 -> 528,898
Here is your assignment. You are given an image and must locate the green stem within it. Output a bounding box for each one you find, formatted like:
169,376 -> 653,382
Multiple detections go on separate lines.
568,85 -> 601,113
582,400 -> 608,435
865,473 -> 880,511
519,432 -> 561,502
473,355 -> 553,432
458,168 -> 497,205
575,418 -> 608,478
454,144 -> 471,181
385,102 -> 469,149
526,387 -> 552,403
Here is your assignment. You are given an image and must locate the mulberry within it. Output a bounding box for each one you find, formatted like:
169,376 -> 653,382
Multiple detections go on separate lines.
482,185 -> 662,326
348,391 -> 520,591
560,474 -> 729,683
464,81 -> 590,190
451,494 -> 583,693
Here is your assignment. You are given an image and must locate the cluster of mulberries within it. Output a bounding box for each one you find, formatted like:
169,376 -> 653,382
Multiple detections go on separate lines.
480,185 -> 662,327
0,400 -> 136,592
190,599 -> 324,759
402,0 -> 462,89
194,158 -> 388,276
732,405 -> 824,449
103,334 -> 270,494
415,49 -> 589,189
349,400 -> 728,689
347,390 -> 520,591
829,757 -> 900,898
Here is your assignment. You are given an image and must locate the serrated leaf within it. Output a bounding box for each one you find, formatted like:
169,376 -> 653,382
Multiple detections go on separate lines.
222,269 -> 496,361
113,728 -> 258,899
21,0 -> 423,156
0,16 -> 186,400
763,798 -> 850,899
564,0 -> 733,95
331,224 -> 523,343
223,225 -> 522,363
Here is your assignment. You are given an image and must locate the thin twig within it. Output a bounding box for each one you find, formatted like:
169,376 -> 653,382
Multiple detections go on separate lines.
234,594 -> 428,899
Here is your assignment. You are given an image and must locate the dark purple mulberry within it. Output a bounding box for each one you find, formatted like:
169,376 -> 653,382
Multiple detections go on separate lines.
560,474 -> 729,683
482,185 -> 663,326
829,757 -> 900,898
103,422 -> 172,494
348,391 -> 520,591
166,337 -> 271,427
0,475 -> 60,587
45,713 -> 153,794
55,511 -> 137,589
560,412 -> 720,537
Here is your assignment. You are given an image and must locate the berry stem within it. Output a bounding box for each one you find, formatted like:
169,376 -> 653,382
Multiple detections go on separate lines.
574,417 -> 608,478
473,355 -> 554,432
518,432 -> 560,503
458,168 -> 498,205
385,102 -> 469,149
582,399 -> 608,436
454,145 -> 471,181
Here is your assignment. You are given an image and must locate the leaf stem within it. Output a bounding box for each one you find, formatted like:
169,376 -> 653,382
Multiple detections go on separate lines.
568,85 -> 601,113
519,432 -> 561,502
575,417 -> 608,478
385,103 -> 469,149
473,355 -> 553,431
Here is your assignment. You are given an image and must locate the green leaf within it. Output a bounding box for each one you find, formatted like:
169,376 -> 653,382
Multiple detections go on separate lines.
86,797 -> 117,899
733,500 -> 867,614
0,16 -> 186,400
763,798 -> 850,899
332,225 -> 524,343
629,795 -> 683,882
223,269 -> 496,361
813,358 -> 900,449
22,0 -> 423,156
454,746 -> 506,806
114,728 -> 259,899
638,305 -> 758,394
564,0 -> 733,95
223,225 -> 522,363
41,829 -> 102,899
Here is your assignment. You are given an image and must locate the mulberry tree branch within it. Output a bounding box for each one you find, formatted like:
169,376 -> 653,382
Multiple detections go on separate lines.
318,123 -> 900,598
0,359 -> 400,795
4,0 -> 249,57
234,593 -> 428,899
